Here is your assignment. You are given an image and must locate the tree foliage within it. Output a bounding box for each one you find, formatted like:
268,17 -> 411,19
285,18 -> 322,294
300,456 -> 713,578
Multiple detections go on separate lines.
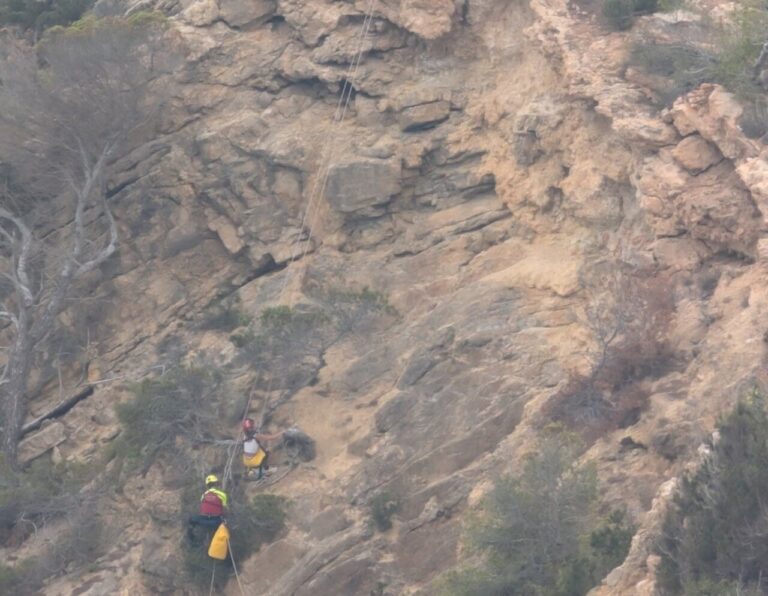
657,392 -> 768,594
0,0 -> 93,36
442,432 -> 633,596
232,285 -> 397,425
627,0 -> 768,109
114,367 -> 225,471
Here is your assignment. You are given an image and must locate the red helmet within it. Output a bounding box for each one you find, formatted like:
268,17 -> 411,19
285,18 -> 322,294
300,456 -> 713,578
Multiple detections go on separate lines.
243,418 -> 256,433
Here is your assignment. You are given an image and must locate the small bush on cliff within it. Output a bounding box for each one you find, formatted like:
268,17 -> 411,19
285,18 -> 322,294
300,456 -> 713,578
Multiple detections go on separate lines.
440,431 -> 633,596
114,367 -> 224,471
627,0 -> 768,105
200,303 -> 252,332
602,0 -> 658,31
232,286 -> 398,420
603,0 -> 636,30
656,391 -> 768,594
370,491 -> 400,531
0,456 -> 94,546
0,560 -> 39,593
0,0 -> 93,34
544,265 -> 675,441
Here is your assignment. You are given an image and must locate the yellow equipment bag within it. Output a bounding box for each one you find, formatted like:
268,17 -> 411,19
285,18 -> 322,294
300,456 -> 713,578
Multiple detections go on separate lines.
208,523 -> 230,560
243,449 -> 266,469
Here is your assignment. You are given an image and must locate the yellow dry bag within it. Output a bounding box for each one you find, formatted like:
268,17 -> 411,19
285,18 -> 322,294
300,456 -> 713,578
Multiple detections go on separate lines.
208,523 -> 230,560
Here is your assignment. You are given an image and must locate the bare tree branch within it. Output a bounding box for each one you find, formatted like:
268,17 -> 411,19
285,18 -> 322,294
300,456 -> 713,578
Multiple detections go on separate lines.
0,17 -> 175,469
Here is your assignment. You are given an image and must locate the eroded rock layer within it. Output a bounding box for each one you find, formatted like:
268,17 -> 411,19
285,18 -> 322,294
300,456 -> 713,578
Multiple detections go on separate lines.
6,0 -> 768,594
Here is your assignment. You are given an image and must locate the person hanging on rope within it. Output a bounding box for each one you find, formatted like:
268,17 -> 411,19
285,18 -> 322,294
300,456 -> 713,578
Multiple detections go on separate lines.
187,474 -> 229,545
242,418 -> 284,480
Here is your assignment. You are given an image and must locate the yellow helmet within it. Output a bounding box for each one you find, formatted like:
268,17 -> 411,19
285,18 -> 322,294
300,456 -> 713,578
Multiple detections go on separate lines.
205,474 -> 219,485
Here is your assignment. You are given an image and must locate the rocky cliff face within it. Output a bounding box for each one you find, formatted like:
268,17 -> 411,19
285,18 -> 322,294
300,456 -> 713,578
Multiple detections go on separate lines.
7,0 -> 768,594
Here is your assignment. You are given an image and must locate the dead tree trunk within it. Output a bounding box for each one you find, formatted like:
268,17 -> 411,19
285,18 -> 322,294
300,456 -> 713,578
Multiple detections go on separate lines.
0,16 -> 172,468
0,151 -> 116,469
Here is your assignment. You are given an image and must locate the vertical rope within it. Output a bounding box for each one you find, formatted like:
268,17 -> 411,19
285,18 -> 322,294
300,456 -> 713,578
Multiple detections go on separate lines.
227,538 -> 247,596
220,0 -> 378,491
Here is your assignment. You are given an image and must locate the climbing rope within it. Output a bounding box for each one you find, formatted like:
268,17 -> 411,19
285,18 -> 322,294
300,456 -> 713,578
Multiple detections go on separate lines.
289,0 -> 378,268
209,561 -> 216,596
227,537 -> 247,596
219,0 -> 378,492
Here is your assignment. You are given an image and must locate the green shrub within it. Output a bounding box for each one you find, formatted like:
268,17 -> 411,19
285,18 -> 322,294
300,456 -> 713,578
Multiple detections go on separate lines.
229,328 -> 256,348
657,391 -> 768,594
232,494 -> 288,551
633,0 -> 658,13
0,562 -> 23,592
0,560 -> 39,593
440,432 -> 633,596
322,287 -> 398,317
628,43 -> 714,105
260,305 -> 328,330
628,0 -> 768,104
370,491 -> 400,531
0,456 -> 95,547
708,0 -> 768,97
656,0 -> 684,11
0,456 -> 105,587
0,0 -> 93,33
201,305 -> 251,332
602,0 -> 637,30
114,367 -> 224,469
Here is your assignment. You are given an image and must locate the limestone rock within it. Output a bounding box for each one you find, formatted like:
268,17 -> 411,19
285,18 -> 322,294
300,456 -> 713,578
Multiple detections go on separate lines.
379,0 -> 457,39
612,115 -> 680,147
398,100 -> 451,131
670,84 -> 759,160
736,156 -> 768,223
19,422 -> 67,463
325,160 -> 401,216
179,0 -> 219,26
671,134 -> 722,173
207,214 -> 245,255
218,0 -> 276,27
674,162 -> 761,254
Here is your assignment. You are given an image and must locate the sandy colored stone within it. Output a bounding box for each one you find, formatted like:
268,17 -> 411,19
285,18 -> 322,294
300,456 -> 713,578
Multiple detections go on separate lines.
218,0 -> 275,27
179,0 -> 219,26
670,84 -> 758,160
19,422 -> 67,463
398,100 -> 451,131
481,242 -> 581,297
671,134 -> 722,173
207,215 -> 245,255
325,160 -> 401,214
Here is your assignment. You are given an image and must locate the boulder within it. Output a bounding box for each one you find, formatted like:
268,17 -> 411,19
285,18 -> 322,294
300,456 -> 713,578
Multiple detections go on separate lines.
379,0 -> 456,39
671,134 -> 722,173
19,421 -> 67,463
179,0 -> 219,27
670,84 -> 758,160
325,160 -> 401,216
218,0 -> 276,27
207,214 -> 245,255
398,101 -> 451,131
